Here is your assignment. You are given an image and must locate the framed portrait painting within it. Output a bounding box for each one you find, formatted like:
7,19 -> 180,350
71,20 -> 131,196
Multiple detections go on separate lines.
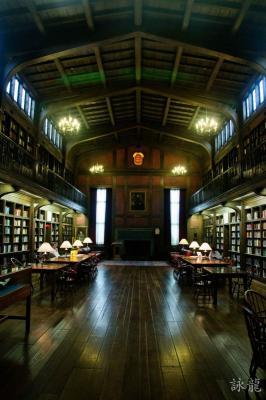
129,190 -> 147,212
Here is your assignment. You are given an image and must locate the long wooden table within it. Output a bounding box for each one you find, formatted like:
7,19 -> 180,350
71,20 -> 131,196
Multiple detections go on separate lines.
0,266 -> 32,334
179,255 -> 230,268
49,253 -> 95,264
203,266 -> 248,305
31,263 -> 69,301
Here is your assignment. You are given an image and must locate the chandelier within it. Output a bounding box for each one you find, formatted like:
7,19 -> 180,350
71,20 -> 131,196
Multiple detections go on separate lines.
172,165 -> 187,175
58,115 -> 80,135
89,164 -> 104,174
195,110 -> 218,136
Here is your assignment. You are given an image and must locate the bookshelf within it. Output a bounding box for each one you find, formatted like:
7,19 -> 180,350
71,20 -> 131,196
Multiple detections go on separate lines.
245,205 -> 266,278
1,111 -> 34,156
0,199 -> 30,263
203,215 -> 213,244
228,211 -> 240,265
243,118 -> 266,178
215,214 -> 224,254
34,209 -> 46,250
51,212 -> 60,243
62,215 -> 73,242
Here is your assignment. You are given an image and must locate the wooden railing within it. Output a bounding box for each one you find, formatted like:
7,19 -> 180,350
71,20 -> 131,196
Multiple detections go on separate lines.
0,133 -> 87,208
191,148 -> 266,209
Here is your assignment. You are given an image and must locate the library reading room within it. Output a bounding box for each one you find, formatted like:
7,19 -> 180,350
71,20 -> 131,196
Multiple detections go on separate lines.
0,1 -> 266,399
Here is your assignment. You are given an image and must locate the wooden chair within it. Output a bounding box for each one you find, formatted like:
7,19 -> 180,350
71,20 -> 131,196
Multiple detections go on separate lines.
232,266 -> 253,298
244,290 -> 266,318
242,305 -> 266,383
193,273 -> 213,301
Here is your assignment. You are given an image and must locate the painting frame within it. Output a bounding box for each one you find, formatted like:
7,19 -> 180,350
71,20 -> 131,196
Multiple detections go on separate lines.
74,226 -> 87,242
129,190 -> 147,212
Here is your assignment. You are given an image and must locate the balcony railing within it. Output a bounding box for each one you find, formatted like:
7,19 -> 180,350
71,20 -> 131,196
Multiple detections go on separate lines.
0,133 -> 87,208
191,145 -> 266,209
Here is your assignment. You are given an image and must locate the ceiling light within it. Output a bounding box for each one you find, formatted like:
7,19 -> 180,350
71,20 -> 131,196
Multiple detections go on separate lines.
195,110 -> 219,136
172,165 -> 187,175
89,164 -> 104,174
58,115 -> 80,135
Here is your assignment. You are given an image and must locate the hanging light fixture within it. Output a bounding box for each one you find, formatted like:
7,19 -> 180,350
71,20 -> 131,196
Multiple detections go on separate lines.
195,109 -> 219,136
58,115 -> 80,135
172,165 -> 187,175
89,163 -> 104,174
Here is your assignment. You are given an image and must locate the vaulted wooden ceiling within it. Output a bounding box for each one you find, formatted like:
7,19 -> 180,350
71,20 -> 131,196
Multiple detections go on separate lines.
2,0 -> 266,163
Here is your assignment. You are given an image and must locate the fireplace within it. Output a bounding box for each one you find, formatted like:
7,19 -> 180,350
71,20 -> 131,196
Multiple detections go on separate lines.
115,228 -> 154,260
124,239 -> 152,260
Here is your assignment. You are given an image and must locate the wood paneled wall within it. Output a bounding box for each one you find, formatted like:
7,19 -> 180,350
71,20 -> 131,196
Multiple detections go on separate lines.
75,145 -> 202,251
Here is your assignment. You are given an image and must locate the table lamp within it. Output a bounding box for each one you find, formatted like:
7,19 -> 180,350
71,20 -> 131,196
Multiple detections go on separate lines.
71,239 -> 83,256
60,240 -> 72,256
189,240 -> 200,255
83,237 -> 93,251
199,242 -> 212,257
37,242 -> 54,263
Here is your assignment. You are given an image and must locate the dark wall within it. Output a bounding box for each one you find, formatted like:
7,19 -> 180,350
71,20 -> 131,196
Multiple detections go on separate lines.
75,145 -> 202,258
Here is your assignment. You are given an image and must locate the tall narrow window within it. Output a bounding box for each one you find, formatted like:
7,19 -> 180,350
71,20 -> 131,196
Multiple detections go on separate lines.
170,189 -> 180,246
95,189 -> 107,245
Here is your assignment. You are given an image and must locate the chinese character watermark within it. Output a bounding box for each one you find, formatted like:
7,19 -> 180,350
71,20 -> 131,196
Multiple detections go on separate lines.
230,378 -> 261,393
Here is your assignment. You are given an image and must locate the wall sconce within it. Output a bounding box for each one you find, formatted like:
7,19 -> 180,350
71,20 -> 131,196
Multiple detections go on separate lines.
154,227 -> 160,235
172,165 -> 187,175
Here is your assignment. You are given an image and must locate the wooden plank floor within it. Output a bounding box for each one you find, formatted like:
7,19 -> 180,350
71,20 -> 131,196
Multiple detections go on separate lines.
0,265 -> 265,400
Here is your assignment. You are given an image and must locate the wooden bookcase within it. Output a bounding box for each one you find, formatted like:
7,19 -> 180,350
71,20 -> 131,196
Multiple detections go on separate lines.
0,199 -> 30,264
34,209 -> 46,250
62,215 -> 73,242
245,205 -> 266,278
228,211 -> 240,265
51,212 -> 60,243
243,118 -> 266,178
215,214 -> 224,254
203,215 -> 214,244
1,111 -> 34,156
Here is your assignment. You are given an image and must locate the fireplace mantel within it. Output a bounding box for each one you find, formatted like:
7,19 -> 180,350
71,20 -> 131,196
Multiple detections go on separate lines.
115,229 -> 154,260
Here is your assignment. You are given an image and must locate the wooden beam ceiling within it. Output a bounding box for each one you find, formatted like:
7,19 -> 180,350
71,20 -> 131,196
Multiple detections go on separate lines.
232,0 -> 252,34
106,97 -> 115,126
135,33 -> 142,84
134,0 -> 143,27
82,0 -> 94,31
94,46 -> 106,87
206,57 -> 224,92
25,0 -> 46,36
182,0 -> 194,32
170,46 -> 183,86
136,89 -> 141,123
162,98 -> 171,126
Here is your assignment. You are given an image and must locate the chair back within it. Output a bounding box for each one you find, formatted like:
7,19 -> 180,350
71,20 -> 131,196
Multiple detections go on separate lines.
244,290 -> 266,318
242,306 -> 266,370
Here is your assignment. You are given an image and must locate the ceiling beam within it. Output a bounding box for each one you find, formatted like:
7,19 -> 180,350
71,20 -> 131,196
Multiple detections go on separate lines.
66,122 -> 211,157
46,83 -> 236,123
77,105 -> 89,129
25,0 -> 46,36
94,46 -> 106,87
54,58 -> 71,92
82,0 -> 94,31
182,0 -> 194,31
162,98 -> 171,126
171,46 -> 183,86
136,89 -> 141,123
106,97 -> 115,126
7,30 -> 266,87
134,0 -> 142,26
135,33 -> 142,84
188,106 -> 200,130
206,57 -> 224,92
232,0 -> 252,34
